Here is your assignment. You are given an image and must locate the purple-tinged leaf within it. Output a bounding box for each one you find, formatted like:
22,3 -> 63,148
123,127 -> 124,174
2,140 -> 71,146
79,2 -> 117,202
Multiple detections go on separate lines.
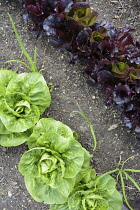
113,83 -> 131,105
121,100 -> 140,132
21,0 -> 140,135
43,15 -> 65,36
27,5 -> 44,16
57,0 -> 74,13
130,51 -> 140,65
97,70 -> 114,84
122,111 -> 136,129
76,28 -> 91,46
118,33 -> 134,50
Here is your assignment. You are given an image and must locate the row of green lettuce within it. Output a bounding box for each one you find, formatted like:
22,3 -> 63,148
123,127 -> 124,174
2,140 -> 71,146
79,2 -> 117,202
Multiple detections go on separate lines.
0,69 -> 122,209
1,68 -> 140,210
18,118 -> 123,210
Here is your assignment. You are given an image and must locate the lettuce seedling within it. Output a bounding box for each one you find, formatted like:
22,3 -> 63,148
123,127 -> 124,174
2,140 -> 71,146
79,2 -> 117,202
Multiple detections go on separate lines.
18,118 -> 92,204
0,70 -> 51,146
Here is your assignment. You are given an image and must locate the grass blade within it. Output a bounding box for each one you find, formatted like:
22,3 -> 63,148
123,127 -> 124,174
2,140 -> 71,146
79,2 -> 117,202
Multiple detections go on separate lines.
124,169 -> 140,173
33,47 -> 37,71
124,172 -> 140,191
119,173 -> 134,210
72,105 -> 97,151
8,13 -> 38,72
89,123 -> 97,151
121,155 -> 139,170
6,60 -> 31,71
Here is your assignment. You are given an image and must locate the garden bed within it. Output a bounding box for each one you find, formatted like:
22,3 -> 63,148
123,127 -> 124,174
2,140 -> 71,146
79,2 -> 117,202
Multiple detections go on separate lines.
0,0 -> 140,209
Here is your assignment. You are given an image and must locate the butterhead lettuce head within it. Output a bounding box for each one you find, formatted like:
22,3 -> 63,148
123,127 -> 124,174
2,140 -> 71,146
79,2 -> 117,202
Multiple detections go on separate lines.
18,118 -> 92,204
0,70 -> 51,146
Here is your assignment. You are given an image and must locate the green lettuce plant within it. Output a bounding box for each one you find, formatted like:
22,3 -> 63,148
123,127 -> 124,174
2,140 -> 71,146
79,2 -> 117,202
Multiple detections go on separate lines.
71,107 -> 140,210
18,118 -> 92,204
50,173 -> 122,210
0,70 -> 51,147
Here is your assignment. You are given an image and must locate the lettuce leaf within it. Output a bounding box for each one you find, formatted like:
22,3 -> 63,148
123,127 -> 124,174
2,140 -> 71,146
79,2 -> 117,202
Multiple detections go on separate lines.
0,69 -> 17,87
0,93 -> 40,132
27,118 -> 77,149
6,72 -> 51,114
24,176 -> 75,204
0,128 -> 32,147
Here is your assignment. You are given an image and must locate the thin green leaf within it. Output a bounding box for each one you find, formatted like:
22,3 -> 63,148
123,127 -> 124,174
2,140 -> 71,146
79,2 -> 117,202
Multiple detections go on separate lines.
119,173 -> 134,210
72,105 -> 97,150
72,111 -> 90,124
33,47 -> 37,71
89,123 -> 97,151
5,60 -> 32,71
8,13 -> 38,72
123,171 -> 140,191
124,169 -> 140,173
94,168 -> 119,187
121,155 -> 139,170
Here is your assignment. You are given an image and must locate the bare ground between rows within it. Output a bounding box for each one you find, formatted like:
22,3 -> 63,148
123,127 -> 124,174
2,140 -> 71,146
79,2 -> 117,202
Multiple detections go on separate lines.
0,0 -> 140,209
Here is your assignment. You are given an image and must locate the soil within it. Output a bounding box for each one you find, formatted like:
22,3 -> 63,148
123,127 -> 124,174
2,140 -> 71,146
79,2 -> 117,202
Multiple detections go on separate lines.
0,0 -> 140,210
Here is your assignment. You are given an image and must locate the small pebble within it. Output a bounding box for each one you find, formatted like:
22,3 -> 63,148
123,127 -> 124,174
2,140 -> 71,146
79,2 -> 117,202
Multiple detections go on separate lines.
8,190 -> 12,197
108,124 -> 118,131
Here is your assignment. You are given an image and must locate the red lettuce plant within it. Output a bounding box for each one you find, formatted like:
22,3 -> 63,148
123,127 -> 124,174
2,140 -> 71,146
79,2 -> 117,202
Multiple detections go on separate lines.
21,0 -> 140,135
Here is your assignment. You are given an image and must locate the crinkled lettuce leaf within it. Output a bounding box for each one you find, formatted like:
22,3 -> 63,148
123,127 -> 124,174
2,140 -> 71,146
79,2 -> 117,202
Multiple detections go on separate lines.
94,174 -> 116,196
0,93 -> 40,132
50,203 -> 69,210
27,118 -> 78,149
0,119 -> 11,134
0,69 -> 17,87
0,70 -> 17,133
24,176 -> 75,204
107,189 -> 123,210
0,128 -> 32,147
6,72 -> 51,114
51,175 -> 122,210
